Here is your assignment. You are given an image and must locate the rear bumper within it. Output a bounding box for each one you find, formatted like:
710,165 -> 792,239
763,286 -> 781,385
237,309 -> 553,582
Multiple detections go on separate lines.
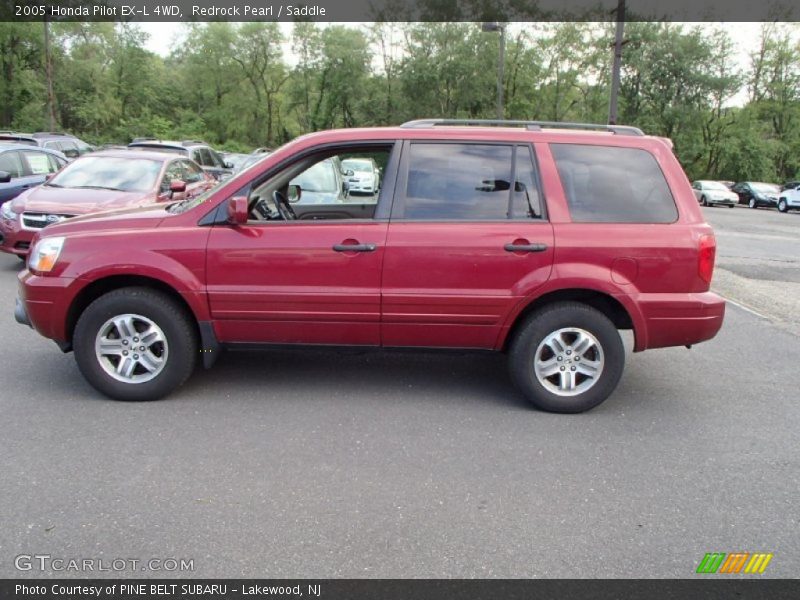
634,291 -> 725,351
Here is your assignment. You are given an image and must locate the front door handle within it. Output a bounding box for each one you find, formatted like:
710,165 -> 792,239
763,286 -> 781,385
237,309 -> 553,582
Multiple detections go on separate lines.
333,243 -> 377,253
504,242 -> 548,253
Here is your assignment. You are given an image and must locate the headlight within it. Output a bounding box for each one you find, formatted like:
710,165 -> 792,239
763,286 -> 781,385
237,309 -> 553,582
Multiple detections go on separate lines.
28,236 -> 65,273
1,202 -> 16,221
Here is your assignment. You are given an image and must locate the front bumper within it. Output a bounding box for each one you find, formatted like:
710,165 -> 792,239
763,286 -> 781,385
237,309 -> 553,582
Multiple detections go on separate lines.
0,217 -> 34,256
14,296 -> 31,327
708,198 -> 736,206
16,269 -> 77,347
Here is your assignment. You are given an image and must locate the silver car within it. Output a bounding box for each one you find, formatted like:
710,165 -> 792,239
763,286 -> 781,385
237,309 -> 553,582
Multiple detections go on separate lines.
691,180 -> 737,207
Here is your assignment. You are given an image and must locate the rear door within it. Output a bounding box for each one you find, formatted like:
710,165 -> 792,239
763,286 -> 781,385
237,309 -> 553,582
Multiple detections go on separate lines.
381,141 -> 555,349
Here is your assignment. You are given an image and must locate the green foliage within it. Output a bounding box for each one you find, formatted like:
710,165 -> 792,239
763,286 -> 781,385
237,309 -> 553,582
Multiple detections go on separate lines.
1,21 -> 798,183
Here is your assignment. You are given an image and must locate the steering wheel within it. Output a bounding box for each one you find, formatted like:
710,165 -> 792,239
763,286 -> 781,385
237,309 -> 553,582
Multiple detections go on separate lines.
273,190 -> 297,221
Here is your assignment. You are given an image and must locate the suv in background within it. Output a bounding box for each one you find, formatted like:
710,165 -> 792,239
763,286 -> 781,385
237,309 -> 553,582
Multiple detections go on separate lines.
127,140 -> 233,180
14,119 -> 725,412
778,182 -> 800,213
0,132 -> 93,159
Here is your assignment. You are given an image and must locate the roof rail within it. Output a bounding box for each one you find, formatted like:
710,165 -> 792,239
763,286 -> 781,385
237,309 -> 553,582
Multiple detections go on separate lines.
32,131 -> 72,138
400,118 -> 645,136
181,140 -> 207,146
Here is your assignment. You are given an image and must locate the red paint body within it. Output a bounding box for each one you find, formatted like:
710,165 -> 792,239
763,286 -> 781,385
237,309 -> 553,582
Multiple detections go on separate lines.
17,126 -> 724,355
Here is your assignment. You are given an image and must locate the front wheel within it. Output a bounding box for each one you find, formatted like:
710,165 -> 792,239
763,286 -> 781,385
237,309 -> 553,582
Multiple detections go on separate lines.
749,198 -> 757,209
701,196 -> 708,207
73,287 -> 198,401
778,199 -> 788,213
509,302 -> 625,413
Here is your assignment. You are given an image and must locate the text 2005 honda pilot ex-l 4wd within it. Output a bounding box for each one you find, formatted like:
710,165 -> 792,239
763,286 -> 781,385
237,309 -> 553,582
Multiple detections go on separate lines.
14,120 -> 725,412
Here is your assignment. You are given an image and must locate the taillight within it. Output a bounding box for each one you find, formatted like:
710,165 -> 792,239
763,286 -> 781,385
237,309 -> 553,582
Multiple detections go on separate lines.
698,233 -> 716,284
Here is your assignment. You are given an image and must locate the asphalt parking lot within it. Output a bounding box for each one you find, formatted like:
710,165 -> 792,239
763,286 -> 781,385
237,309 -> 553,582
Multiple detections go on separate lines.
0,205 -> 798,578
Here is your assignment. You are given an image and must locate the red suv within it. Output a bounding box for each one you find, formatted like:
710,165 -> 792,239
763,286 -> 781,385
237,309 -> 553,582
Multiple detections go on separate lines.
14,120 -> 725,412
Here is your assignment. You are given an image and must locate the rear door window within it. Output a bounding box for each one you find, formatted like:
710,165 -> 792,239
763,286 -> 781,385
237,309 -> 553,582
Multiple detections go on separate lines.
397,142 -> 543,220
22,150 -> 58,175
550,144 -> 678,223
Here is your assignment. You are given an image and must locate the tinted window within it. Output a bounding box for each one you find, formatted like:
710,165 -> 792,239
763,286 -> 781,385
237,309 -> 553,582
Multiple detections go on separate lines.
551,144 -> 677,223
403,143 -> 540,220
0,151 -> 24,178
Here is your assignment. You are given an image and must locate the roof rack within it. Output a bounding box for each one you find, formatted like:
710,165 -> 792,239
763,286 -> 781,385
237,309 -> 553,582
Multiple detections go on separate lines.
400,119 -> 645,136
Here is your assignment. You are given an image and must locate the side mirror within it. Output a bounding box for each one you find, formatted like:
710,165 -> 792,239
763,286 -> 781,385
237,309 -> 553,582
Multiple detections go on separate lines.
224,161 -> 234,169
0,171 -> 11,184
344,169 -> 355,177
288,184 -> 301,203
170,180 -> 187,193
63,148 -> 79,159
227,196 -> 248,225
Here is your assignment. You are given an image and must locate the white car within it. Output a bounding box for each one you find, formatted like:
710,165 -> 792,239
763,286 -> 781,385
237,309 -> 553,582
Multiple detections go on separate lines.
691,180 -> 737,208
778,183 -> 800,213
341,158 -> 380,195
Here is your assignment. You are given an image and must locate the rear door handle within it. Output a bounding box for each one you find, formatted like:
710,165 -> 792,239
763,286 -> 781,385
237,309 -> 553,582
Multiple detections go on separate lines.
504,243 -> 548,253
333,243 -> 377,253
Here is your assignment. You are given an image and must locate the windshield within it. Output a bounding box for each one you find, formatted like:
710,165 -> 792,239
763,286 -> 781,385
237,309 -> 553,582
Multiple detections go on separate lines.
48,156 -> 162,192
342,159 -> 372,173
291,159 -> 338,193
701,181 -> 728,191
751,183 -> 780,193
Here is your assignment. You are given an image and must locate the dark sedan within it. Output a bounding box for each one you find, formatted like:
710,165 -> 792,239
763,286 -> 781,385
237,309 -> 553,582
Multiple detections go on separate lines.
731,181 -> 781,209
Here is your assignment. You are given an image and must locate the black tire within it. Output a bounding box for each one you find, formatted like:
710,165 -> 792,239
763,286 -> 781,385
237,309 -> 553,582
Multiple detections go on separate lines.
749,198 -> 757,209
778,199 -> 788,213
701,196 -> 708,207
509,302 -> 625,413
73,287 -> 198,401
728,204 -> 734,208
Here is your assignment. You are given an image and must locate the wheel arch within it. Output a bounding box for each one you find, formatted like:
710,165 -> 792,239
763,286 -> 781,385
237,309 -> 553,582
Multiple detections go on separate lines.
499,288 -> 639,352
65,275 -> 200,348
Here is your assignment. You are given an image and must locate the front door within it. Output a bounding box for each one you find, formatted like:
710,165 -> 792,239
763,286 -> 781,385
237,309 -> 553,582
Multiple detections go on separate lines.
205,143 -> 397,346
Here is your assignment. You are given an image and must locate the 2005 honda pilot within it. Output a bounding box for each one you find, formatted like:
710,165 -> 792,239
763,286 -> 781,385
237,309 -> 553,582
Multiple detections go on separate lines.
15,120 -> 725,412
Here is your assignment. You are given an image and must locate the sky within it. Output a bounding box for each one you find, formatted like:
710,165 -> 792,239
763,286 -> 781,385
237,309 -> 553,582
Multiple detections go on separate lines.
136,22 -> 791,108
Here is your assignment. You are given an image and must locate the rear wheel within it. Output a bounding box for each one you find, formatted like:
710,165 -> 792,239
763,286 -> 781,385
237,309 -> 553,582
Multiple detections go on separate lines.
509,302 -> 625,413
701,196 -> 708,207
749,198 -> 757,209
778,199 -> 788,213
73,287 -> 198,401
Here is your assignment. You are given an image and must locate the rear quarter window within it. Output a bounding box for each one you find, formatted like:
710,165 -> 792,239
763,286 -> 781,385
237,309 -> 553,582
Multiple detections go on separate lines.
550,143 -> 678,223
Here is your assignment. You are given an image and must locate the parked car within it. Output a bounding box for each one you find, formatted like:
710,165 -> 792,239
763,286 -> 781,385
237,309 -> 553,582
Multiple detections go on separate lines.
235,150 -> 272,173
14,119 -> 724,413
778,182 -> 800,213
286,156 -> 349,205
0,132 -> 93,159
780,180 -> 800,191
220,152 -> 250,171
127,140 -> 233,180
1,150 -> 215,258
731,181 -> 781,208
341,157 -> 381,195
691,180 -> 737,207
0,144 -> 68,207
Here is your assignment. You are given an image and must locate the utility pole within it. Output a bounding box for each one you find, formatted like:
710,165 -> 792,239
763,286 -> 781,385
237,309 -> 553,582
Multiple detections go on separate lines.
608,0 -> 625,125
44,18 -> 57,131
481,22 -> 506,120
